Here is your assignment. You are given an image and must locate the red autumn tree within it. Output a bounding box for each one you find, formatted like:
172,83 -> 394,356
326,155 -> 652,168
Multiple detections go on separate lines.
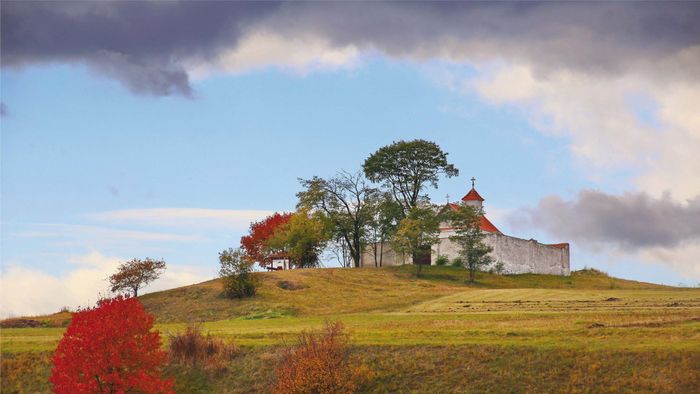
50,296 -> 173,394
240,212 -> 292,267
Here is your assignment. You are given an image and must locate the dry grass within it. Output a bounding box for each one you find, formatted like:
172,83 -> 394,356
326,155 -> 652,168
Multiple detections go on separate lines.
168,324 -> 238,372
136,266 -> 668,323
0,352 -> 52,393
272,321 -> 369,394
407,288 -> 700,313
3,266 -> 697,392
5,346 -> 699,393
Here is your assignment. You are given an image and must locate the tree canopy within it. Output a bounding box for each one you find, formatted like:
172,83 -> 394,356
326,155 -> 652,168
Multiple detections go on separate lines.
363,139 -> 458,215
446,202 -> 494,282
390,206 -> 441,277
267,210 -> 331,268
219,247 -> 257,298
240,212 -> 292,268
50,296 -> 172,393
297,171 -> 380,268
109,258 -> 166,297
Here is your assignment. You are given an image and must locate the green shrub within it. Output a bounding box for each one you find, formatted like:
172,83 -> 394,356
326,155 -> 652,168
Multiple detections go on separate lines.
435,255 -> 449,266
223,273 -> 258,299
450,257 -> 464,267
219,248 -> 258,299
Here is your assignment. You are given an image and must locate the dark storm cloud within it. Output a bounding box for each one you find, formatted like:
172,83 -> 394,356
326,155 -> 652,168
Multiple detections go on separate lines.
3,2 -> 699,96
1,1 -> 280,96
269,2 -> 700,79
511,190 -> 700,251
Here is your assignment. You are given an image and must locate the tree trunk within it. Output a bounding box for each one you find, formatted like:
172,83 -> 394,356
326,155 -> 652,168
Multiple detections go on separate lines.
379,239 -> 384,267
373,242 -> 378,267
133,287 -> 139,297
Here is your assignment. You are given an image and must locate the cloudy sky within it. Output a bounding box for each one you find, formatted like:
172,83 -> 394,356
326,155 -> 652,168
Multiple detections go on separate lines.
2,2 -> 699,317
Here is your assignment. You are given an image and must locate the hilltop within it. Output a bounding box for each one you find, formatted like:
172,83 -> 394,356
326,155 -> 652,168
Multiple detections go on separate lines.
139,265 -> 667,323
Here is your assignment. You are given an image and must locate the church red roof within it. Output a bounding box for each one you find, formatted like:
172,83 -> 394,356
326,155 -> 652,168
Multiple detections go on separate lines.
479,215 -> 501,234
445,203 -> 501,234
461,188 -> 485,202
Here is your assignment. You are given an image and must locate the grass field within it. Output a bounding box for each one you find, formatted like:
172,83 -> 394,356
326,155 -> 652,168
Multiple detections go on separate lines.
2,266 -> 699,392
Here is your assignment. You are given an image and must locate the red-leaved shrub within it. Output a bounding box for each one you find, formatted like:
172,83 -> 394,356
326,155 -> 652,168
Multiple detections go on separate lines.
272,321 -> 369,394
50,296 -> 173,394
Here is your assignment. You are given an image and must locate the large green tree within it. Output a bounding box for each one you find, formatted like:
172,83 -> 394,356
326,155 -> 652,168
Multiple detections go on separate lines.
390,206 -> 440,277
446,203 -> 494,283
363,139 -> 459,215
297,171 -> 379,268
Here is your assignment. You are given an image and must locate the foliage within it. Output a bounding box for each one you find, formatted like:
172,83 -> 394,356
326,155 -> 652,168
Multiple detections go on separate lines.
490,261 -> 505,275
366,192 -> 403,267
49,296 -> 173,394
298,171 -> 380,268
390,206 -> 440,276
363,139 -> 458,215
169,324 -> 238,372
435,255 -> 449,266
451,257 -> 464,267
272,321 -> 369,394
240,212 -> 293,268
267,210 -> 331,268
109,258 -> 167,297
445,203 -> 493,282
219,247 -> 258,299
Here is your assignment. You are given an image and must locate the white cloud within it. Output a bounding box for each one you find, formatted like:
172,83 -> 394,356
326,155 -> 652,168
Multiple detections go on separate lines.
639,242 -> 700,282
0,251 -> 210,318
436,62 -> 700,201
89,208 -> 276,231
186,31 -> 359,79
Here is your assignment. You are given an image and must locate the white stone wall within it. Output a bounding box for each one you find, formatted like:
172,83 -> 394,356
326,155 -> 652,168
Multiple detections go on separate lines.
360,232 -> 570,275
434,230 -> 570,275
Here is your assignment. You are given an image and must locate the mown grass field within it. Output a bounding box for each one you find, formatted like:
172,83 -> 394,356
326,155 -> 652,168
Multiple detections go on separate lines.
2,266 -> 700,392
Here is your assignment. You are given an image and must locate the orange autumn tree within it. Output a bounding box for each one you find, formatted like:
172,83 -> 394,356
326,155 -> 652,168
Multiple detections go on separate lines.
50,296 -> 173,394
240,212 -> 292,268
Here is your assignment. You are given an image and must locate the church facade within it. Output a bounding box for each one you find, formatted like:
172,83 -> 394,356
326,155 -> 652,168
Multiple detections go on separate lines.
359,180 -> 571,276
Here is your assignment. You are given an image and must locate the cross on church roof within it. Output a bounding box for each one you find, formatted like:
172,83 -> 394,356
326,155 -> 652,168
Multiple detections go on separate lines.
471,177 -> 476,188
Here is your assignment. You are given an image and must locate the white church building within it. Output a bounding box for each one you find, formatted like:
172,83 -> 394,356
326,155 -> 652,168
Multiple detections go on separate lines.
360,179 -> 571,276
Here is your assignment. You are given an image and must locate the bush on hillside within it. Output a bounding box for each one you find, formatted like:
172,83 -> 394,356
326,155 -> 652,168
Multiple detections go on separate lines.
0,318 -> 42,328
50,296 -> 173,394
219,248 -> 258,299
435,255 -> 449,266
272,321 -> 369,394
575,267 -> 609,277
169,325 -> 238,372
450,257 -> 464,267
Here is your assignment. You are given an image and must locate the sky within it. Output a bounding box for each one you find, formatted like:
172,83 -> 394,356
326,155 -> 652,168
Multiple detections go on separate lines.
2,2 -> 699,317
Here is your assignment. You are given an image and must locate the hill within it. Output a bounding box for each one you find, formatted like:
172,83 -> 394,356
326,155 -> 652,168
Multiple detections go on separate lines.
3,266 -> 699,393
139,265 -> 667,323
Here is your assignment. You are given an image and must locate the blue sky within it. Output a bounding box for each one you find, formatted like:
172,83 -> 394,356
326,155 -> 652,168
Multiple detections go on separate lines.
2,2 -> 699,316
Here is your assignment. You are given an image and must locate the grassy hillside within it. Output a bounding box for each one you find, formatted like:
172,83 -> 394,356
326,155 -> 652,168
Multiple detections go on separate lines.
3,266 -> 699,393
139,265 -> 666,323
